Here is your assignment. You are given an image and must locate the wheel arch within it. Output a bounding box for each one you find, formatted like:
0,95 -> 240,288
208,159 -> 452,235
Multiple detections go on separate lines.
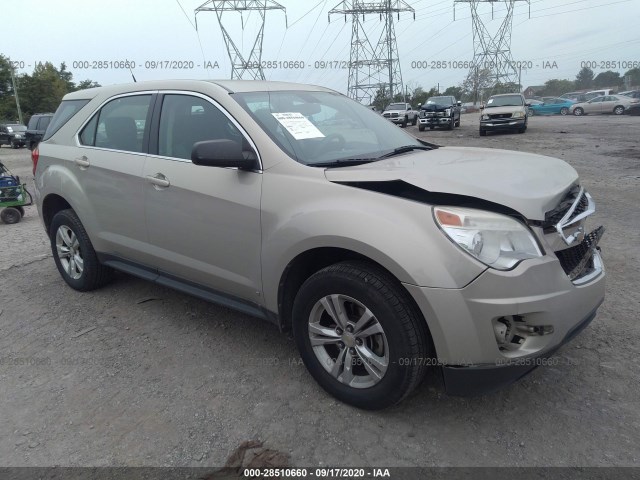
42,193 -> 73,233
276,247 -> 430,339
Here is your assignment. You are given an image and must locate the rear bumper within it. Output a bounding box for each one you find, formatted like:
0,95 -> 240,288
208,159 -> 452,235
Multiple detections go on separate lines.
440,305 -> 600,396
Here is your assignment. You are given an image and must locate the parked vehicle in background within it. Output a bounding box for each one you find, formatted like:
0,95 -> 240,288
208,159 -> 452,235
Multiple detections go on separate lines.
570,94 -> 638,116
560,92 -> 589,103
528,97 -> 575,116
417,96 -> 461,131
584,89 -> 616,101
525,99 -> 543,115
33,79 -> 605,409
382,102 -> 418,127
0,123 -> 28,148
619,90 -> 640,99
25,113 -> 54,150
479,93 -> 528,136
623,103 -> 640,116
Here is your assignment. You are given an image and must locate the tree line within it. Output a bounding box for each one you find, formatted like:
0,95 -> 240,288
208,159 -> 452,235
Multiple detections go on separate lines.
371,66 -> 640,110
0,54 -> 100,124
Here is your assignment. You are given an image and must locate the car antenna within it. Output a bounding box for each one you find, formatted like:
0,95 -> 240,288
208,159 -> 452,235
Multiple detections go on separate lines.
129,67 -> 137,83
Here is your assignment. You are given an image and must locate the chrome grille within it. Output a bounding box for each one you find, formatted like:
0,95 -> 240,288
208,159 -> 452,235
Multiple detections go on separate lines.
544,186 -> 596,246
555,227 -> 604,283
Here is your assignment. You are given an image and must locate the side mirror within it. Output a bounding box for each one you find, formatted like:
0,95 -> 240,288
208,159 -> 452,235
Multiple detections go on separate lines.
407,106 -> 411,110
457,101 -> 462,106
480,104 -> 485,110
417,103 -> 422,108
191,139 -> 257,170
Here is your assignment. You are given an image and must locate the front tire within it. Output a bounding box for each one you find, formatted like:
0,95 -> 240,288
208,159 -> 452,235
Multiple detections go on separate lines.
418,124 -> 425,132
613,105 -> 625,115
479,128 -> 487,136
292,261 -> 430,410
574,107 -> 584,116
50,209 -> 113,291
560,107 -> 569,115
411,115 -> 417,126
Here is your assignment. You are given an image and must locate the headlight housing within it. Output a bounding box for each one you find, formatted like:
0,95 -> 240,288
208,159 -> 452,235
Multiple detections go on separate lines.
433,206 -> 543,270
481,114 -> 489,120
445,108 -> 452,116
512,111 -> 525,118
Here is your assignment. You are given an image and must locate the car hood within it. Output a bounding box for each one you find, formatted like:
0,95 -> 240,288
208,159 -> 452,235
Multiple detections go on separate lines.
324,146 -> 578,220
482,106 -> 526,115
383,110 -> 405,114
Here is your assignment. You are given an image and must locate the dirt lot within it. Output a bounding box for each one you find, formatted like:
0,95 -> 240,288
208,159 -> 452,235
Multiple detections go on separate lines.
1,114 -> 639,468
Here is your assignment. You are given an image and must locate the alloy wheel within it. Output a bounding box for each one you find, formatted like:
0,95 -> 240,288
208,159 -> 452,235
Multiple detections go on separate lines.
55,225 -> 84,280
308,294 -> 389,389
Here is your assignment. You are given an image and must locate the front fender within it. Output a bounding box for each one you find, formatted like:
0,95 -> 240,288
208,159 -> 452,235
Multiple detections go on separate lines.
260,162 -> 486,313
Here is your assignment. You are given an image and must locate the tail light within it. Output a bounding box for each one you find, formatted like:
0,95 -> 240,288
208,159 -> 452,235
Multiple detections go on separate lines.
31,147 -> 39,175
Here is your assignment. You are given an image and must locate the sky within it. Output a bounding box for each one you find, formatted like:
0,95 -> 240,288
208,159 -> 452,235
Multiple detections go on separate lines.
3,0 -> 640,97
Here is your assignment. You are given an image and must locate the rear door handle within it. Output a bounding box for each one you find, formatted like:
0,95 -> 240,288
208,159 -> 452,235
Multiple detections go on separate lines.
74,156 -> 90,168
145,173 -> 170,188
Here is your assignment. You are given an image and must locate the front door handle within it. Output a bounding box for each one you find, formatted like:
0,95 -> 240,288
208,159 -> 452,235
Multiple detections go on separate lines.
74,156 -> 90,168
145,173 -> 170,188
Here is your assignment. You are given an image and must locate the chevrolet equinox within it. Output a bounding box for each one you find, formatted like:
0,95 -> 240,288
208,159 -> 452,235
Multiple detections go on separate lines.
34,80 -> 605,409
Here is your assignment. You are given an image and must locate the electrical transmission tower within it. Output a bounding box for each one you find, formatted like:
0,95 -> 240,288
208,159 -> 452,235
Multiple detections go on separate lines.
195,1 -> 286,80
329,1 -> 415,105
454,0 -> 530,94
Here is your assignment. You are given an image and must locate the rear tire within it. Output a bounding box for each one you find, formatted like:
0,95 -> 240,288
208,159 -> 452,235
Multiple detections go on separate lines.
1,207 -> 21,224
292,261 -> 430,410
50,209 -> 113,291
560,107 -> 569,115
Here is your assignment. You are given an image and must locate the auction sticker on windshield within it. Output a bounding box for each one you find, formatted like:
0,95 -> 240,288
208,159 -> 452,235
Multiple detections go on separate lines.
272,112 -> 325,140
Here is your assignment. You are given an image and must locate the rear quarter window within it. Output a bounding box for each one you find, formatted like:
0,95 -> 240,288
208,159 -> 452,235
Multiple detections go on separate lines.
43,100 -> 90,141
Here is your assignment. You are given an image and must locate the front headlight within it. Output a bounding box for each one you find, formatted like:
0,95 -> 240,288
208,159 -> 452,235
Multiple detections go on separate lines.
433,206 -> 543,270
445,108 -> 452,116
512,111 -> 525,118
481,114 -> 489,120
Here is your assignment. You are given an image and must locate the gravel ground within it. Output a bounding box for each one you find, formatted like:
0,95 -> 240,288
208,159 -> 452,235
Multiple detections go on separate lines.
0,114 -> 639,467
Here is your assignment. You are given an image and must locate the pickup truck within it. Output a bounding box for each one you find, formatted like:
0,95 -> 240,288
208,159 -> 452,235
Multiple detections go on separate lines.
417,96 -> 462,131
382,103 -> 418,127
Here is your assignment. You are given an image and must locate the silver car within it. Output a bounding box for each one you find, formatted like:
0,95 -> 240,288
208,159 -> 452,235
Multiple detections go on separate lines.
33,80 -> 605,409
570,94 -> 638,116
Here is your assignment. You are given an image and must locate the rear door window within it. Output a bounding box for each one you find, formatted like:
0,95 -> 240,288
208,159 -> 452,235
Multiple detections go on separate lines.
79,94 -> 152,153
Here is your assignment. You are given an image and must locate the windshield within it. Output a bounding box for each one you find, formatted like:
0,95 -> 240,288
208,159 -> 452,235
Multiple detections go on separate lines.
7,125 -> 27,132
485,95 -> 524,107
386,103 -> 407,110
426,97 -> 452,104
233,91 -> 423,166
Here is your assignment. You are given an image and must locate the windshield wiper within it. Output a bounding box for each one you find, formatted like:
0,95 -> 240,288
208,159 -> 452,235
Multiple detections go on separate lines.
377,145 -> 432,160
311,158 -> 377,168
